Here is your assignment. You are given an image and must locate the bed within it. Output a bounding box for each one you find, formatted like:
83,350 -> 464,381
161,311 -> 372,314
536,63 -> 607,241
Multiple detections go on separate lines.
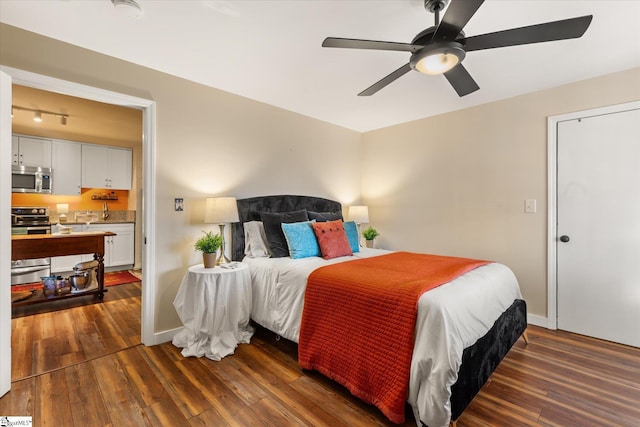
231,195 -> 527,427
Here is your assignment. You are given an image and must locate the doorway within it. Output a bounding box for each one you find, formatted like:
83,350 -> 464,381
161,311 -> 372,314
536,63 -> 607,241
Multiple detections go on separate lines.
0,66 -> 157,397
547,101 -> 640,347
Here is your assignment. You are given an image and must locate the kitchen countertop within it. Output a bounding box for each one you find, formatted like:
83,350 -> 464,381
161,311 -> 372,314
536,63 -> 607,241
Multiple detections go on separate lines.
57,221 -> 135,225
12,231 -> 116,241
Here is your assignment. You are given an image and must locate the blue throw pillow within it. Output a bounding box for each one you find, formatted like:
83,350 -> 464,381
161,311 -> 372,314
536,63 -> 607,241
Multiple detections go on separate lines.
281,220 -> 320,259
343,221 -> 360,253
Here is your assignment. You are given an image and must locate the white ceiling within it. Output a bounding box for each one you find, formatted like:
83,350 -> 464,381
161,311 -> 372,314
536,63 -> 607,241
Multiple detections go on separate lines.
1,0 -> 639,132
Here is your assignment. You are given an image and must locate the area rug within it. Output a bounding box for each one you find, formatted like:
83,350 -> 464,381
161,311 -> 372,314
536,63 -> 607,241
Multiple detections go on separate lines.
10,270 -> 141,293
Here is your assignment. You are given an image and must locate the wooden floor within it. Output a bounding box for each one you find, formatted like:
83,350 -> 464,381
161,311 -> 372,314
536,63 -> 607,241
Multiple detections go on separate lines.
2,282 -> 639,426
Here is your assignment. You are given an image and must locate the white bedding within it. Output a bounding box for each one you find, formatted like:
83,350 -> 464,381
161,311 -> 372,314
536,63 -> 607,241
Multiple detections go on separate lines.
243,248 -> 523,427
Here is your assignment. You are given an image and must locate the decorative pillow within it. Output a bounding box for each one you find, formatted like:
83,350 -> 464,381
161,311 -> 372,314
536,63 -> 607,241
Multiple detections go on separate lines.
311,220 -> 353,259
343,221 -> 360,253
243,221 -> 271,258
261,209 -> 309,258
281,220 -> 319,259
308,210 -> 343,222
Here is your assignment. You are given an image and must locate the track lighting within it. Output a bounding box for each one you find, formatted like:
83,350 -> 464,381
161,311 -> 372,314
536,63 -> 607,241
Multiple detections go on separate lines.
12,105 -> 69,126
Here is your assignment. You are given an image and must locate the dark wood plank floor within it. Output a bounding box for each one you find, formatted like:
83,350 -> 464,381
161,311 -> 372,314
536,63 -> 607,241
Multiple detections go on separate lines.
3,283 -> 639,426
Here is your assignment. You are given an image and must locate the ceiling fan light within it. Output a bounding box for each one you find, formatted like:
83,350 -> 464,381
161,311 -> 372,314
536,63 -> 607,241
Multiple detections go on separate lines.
410,43 -> 465,76
416,52 -> 459,75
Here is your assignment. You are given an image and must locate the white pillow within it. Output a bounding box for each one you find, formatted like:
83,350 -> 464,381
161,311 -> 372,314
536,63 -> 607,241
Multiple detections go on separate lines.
244,221 -> 271,258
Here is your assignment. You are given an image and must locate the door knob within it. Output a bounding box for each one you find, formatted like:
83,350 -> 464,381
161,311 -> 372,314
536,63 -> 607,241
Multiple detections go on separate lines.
560,235 -> 570,243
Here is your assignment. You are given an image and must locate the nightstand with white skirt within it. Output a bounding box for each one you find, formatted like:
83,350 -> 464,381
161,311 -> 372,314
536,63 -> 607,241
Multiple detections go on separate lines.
172,263 -> 253,360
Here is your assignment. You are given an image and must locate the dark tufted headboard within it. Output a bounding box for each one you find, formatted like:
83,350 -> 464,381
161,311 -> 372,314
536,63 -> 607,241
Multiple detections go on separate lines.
231,195 -> 342,261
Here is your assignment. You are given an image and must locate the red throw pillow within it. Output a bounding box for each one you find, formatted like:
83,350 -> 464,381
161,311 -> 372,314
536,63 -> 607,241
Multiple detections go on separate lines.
311,220 -> 353,259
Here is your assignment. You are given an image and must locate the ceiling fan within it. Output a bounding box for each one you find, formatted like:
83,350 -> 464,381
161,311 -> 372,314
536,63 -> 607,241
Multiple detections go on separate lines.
322,0 -> 592,97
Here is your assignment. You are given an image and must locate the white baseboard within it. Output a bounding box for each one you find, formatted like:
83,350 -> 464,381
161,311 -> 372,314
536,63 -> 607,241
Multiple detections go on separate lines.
148,326 -> 182,345
527,313 -> 549,328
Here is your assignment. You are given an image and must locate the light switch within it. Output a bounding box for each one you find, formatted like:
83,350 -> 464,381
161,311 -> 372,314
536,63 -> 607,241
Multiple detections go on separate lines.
525,199 -> 536,214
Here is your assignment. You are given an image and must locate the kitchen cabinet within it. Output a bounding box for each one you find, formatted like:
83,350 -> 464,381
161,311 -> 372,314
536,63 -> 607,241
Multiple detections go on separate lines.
12,135 -> 52,168
50,224 -> 92,273
51,139 -> 82,195
87,223 -> 135,267
81,144 -> 132,190
51,223 -> 134,272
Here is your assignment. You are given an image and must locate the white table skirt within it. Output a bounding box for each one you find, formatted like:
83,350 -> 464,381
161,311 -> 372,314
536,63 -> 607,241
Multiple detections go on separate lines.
172,263 -> 254,361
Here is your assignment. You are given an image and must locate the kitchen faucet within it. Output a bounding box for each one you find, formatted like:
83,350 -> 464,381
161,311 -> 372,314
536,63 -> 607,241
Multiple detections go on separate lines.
102,201 -> 110,220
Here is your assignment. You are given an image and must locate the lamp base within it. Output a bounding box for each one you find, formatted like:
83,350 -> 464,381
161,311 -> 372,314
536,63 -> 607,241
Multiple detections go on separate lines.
215,223 -> 231,265
216,254 -> 231,265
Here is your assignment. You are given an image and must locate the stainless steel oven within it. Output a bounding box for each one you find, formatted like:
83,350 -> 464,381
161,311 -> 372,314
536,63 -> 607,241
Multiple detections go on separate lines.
11,258 -> 51,285
11,206 -> 52,286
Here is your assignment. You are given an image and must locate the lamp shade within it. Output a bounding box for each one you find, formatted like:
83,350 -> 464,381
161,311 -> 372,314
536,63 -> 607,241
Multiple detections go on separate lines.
204,197 -> 239,224
56,203 -> 69,214
348,206 -> 369,224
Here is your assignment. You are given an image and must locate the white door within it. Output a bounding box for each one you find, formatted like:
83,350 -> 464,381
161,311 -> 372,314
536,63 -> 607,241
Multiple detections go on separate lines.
557,107 -> 640,347
108,147 -> 132,190
81,144 -> 109,188
108,228 -> 135,266
52,139 -> 82,195
18,136 -> 52,168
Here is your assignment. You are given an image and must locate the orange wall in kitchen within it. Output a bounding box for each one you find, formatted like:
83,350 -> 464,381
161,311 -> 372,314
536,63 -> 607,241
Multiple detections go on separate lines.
11,189 -> 129,212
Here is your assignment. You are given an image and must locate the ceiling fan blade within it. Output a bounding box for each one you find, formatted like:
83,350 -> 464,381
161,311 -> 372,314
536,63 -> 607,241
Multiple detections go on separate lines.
322,37 -> 420,52
433,0 -> 485,41
444,64 -> 479,97
358,63 -> 412,96
462,15 -> 593,52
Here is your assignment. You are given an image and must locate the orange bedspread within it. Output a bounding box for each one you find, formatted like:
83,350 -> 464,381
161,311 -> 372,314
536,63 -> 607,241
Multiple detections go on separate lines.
298,252 -> 490,423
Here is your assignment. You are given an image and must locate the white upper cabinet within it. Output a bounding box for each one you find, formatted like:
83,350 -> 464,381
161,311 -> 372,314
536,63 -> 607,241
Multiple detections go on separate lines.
81,145 -> 109,188
12,136 -> 18,165
81,144 -> 132,190
51,139 -> 82,195
12,135 -> 52,168
108,147 -> 133,190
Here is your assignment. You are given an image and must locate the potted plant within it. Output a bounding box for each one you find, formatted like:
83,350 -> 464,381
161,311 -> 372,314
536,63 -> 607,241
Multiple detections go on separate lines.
194,230 -> 223,268
362,226 -> 379,248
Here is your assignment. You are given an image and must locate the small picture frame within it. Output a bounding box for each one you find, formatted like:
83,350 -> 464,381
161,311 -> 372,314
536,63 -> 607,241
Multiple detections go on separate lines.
174,198 -> 184,211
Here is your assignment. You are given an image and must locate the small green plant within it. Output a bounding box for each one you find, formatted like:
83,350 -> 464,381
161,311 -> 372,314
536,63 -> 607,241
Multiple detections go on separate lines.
194,230 -> 223,253
362,226 -> 380,241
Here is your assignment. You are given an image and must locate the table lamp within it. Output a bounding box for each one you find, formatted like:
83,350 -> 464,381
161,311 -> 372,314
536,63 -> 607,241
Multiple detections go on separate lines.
348,205 -> 369,246
205,197 -> 239,265
57,203 -> 69,223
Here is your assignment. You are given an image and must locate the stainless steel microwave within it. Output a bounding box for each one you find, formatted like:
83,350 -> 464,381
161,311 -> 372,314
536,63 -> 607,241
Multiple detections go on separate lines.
12,165 -> 53,193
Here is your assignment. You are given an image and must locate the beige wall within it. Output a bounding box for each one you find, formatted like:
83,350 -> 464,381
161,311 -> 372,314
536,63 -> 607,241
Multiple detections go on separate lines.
361,67 -> 640,317
3,22 -> 639,328
1,24 -> 362,332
